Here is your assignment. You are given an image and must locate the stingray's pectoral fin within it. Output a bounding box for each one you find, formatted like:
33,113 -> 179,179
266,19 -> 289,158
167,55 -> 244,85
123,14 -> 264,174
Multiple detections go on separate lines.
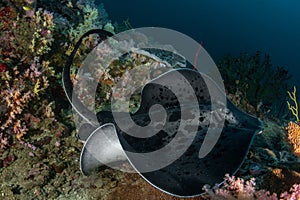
80,123 -> 128,175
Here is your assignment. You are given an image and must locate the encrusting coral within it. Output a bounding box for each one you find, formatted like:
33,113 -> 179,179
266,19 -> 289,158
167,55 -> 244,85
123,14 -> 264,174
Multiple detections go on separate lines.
286,121 -> 300,157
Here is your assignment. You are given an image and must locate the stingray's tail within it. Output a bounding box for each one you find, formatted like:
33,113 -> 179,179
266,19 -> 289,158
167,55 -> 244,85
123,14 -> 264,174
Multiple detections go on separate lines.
62,29 -> 113,125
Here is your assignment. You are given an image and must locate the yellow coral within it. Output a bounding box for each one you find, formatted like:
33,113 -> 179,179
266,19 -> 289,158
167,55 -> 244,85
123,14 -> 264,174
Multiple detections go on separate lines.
287,86 -> 299,122
286,121 -> 300,157
33,79 -> 40,95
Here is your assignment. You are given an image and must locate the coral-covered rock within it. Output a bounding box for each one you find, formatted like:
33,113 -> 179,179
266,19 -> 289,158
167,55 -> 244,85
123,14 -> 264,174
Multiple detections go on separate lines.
263,168 -> 300,196
286,122 -> 300,157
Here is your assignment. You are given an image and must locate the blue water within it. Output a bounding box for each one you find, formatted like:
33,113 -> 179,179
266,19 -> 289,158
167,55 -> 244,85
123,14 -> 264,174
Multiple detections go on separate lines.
100,0 -> 300,86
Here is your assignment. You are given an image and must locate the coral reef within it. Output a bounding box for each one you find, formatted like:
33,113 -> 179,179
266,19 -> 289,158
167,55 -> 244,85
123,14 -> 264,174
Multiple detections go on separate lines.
0,5 -> 56,149
0,6 -> 54,64
0,0 -> 111,150
0,60 -> 53,138
0,2 -> 119,198
0,1 -> 299,199
68,4 -> 113,44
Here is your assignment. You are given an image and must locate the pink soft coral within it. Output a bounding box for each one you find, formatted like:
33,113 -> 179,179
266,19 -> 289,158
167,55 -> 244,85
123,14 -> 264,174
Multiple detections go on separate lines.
280,184 -> 300,200
203,174 -> 299,200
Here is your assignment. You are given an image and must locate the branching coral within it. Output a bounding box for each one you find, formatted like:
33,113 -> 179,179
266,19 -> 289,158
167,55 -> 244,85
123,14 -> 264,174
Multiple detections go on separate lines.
29,9 -> 54,56
68,5 -> 100,43
68,4 -> 113,45
0,59 -> 54,144
0,0 -> 113,152
287,86 -> 299,122
0,7 -> 55,64
280,184 -> 300,200
0,4 -> 56,148
203,174 -> 299,200
66,4 -> 114,58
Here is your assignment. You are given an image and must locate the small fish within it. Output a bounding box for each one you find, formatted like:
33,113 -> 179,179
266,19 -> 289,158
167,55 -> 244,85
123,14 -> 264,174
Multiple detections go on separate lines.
23,6 -> 32,11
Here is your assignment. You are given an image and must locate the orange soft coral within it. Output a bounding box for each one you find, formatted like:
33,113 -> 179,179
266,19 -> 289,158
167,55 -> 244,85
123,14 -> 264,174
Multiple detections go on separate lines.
286,122 -> 300,157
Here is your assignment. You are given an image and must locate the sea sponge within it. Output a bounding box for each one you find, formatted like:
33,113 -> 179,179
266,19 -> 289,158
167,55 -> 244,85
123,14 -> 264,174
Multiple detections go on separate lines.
286,122 -> 300,157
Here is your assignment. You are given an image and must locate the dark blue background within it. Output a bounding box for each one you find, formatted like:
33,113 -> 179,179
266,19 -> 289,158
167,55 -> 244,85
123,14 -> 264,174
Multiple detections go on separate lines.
100,0 -> 300,87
